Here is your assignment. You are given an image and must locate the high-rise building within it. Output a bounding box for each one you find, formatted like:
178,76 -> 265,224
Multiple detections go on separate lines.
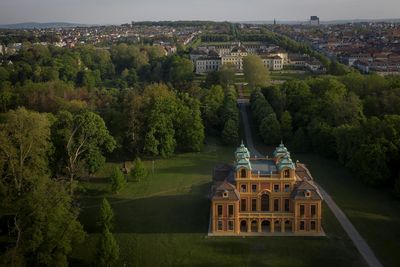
310,16 -> 320,26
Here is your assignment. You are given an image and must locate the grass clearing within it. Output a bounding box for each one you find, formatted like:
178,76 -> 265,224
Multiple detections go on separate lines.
71,136 -> 366,267
296,154 -> 400,267
269,70 -> 315,82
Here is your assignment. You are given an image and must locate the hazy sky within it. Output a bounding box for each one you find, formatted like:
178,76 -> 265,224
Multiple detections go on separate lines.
0,0 -> 399,24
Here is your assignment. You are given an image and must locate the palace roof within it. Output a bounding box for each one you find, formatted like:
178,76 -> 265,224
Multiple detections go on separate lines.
277,154 -> 296,171
231,46 -> 247,53
291,180 -> 323,201
250,159 -> 278,175
212,163 -> 233,182
236,157 -> 252,171
295,163 -> 314,181
235,141 -> 252,170
233,142 -> 297,175
235,140 -> 250,160
273,142 -> 288,158
210,181 -> 240,201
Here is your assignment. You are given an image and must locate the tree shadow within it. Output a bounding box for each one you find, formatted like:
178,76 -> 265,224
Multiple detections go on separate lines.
80,183 -> 212,234
81,187 -> 109,197
81,177 -> 110,184
153,155 -> 217,176
68,258 -> 90,267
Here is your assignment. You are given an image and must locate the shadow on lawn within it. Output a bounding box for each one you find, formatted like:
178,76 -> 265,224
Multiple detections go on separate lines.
155,163 -> 212,176
153,154 -> 218,176
80,183 -> 212,234
81,177 -> 110,184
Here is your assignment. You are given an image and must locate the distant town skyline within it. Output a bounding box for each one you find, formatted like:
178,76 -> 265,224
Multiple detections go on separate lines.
0,0 -> 400,25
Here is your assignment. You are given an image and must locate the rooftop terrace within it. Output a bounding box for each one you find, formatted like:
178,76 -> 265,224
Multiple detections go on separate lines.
250,158 -> 278,176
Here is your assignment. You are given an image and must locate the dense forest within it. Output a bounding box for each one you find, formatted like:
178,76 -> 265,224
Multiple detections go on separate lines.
250,73 -> 400,195
0,43 -> 241,265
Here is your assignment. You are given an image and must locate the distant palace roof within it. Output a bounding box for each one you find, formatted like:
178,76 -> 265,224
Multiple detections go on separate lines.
231,46 -> 247,53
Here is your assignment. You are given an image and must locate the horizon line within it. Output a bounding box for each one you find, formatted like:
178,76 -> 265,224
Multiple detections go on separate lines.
1,17 -> 400,26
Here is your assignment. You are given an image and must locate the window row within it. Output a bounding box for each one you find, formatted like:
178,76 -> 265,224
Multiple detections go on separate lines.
217,220 -> 234,231
239,183 -> 291,193
299,204 -> 317,217
240,197 -> 290,212
299,220 -> 317,231
216,204 -> 235,217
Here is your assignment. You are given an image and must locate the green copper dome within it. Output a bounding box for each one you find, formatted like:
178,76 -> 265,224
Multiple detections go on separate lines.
235,141 -> 252,170
235,157 -> 252,171
235,140 -> 250,161
277,154 -> 295,171
273,141 -> 288,158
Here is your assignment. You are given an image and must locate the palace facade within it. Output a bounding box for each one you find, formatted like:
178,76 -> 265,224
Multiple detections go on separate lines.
191,42 -> 287,74
209,142 -> 323,235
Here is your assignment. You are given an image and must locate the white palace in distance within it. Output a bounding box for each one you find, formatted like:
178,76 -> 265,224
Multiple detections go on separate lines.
190,42 -> 288,74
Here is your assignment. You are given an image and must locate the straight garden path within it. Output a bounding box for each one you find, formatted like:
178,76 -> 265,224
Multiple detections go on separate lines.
239,101 -> 384,267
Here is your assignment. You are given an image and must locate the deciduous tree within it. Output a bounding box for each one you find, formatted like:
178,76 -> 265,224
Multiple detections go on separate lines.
259,114 -> 281,145
96,227 -> 119,267
243,55 -> 269,88
0,107 -> 51,196
109,167 -> 126,194
98,198 -> 114,231
130,158 -> 148,182
52,110 -> 116,195
280,110 -> 293,141
221,118 -> 239,145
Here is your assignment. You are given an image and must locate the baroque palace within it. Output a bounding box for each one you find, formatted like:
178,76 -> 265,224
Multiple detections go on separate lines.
209,142 -> 323,235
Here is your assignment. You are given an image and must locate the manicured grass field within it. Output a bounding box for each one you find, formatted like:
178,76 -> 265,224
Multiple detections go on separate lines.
71,138 -> 366,267
269,70 -> 315,82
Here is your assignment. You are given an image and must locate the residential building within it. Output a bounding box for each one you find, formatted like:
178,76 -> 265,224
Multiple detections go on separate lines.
261,55 -> 284,70
195,57 -> 221,74
192,50 -> 222,74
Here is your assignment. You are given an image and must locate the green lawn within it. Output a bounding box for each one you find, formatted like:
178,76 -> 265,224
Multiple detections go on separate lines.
269,71 -> 315,82
296,154 -> 400,267
71,137 -> 366,267
247,107 -> 400,267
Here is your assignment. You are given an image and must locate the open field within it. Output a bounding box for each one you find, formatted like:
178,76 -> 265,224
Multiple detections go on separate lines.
248,108 -> 400,267
269,70 -> 315,81
299,154 -> 400,267
71,137 -> 365,267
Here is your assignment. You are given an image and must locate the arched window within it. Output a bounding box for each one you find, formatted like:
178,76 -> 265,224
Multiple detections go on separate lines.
275,220 -> 281,232
240,220 -> 247,232
261,194 -> 270,211
285,220 -> 292,232
261,220 -> 270,232
251,220 -> 258,232
241,169 -> 247,178
284,169 -> 290,178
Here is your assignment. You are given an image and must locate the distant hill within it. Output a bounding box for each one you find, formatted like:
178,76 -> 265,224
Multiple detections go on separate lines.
320,18 -> 400,24
237,20 -> 305,25
239,18 -> 400,25
0,22 -> 91,29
